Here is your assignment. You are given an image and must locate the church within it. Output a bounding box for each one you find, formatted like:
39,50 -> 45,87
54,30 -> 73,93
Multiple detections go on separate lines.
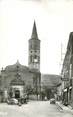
0,21 -> 41,102
0,21 -> 62,102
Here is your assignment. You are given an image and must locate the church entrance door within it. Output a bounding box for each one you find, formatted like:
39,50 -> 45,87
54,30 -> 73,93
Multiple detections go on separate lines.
15,90 -> 20,99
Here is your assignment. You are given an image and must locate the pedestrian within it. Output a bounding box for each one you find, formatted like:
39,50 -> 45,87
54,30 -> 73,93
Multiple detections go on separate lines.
18,98 -> 22,106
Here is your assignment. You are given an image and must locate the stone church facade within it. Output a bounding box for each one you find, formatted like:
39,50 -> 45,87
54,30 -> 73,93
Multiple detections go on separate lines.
0,21 -> 41,102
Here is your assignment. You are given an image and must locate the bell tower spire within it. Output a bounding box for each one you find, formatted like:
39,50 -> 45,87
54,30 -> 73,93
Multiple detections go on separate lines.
31,21 -> 38,39
28,21 -> 40,71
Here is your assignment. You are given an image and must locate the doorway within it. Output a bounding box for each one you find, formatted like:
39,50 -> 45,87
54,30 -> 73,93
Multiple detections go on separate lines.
15,90 -> 20,99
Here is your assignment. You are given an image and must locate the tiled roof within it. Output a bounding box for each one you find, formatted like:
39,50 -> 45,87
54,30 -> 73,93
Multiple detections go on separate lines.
41,74 -> 61,88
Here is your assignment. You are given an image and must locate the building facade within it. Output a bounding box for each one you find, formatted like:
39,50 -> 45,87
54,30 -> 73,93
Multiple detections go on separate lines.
41,74 -> 61,100
61,32 -> 73,107
0,21 -> 41,102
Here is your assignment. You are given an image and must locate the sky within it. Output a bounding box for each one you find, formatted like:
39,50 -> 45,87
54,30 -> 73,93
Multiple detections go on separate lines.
0,0 -> 73,75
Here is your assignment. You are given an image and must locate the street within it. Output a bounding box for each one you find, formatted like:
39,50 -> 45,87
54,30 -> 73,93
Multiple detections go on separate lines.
0,101 -> 73,117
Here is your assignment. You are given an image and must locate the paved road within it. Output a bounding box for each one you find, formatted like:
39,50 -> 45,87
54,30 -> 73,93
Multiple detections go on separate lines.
0,101 -> 73,117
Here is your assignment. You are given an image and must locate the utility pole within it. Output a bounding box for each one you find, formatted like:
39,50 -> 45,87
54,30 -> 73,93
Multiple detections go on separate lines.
59,42 -> 65,74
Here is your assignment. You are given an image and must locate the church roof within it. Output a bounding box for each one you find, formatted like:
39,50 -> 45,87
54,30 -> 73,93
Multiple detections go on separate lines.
3,60 -> 39,74
31,21 -> 38,39
5,60 -> 29,72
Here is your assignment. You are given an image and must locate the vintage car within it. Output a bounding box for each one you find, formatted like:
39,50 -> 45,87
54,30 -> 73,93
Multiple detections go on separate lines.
50,98 -> 56,104
7,98 -> 18,105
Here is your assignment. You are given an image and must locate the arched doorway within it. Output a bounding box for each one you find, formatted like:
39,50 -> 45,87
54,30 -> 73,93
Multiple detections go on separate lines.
15,90 -> 20,99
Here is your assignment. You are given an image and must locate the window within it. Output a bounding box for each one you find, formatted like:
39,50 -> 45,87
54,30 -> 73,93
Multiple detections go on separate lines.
35,50 -> 37,53
31,50 -> 32,53
30,56 -> 32,62
69,89 -> 72,100
70,79 -> 72,86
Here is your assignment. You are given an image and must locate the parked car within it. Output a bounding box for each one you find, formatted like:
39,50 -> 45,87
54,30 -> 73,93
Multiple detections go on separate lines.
7,98 -> 18,105
18,97 -> 27,104
50,98 -> 56,104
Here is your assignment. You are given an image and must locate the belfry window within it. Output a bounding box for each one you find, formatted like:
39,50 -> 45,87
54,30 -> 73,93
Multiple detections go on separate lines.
31,50 -> 32,53
30,56 -> 32,62
34,55 -> 37,59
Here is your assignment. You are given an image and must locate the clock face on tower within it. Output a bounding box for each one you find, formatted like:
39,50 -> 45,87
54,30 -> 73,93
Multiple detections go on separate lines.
34,58 -> 38,63
34,55 -> 38,63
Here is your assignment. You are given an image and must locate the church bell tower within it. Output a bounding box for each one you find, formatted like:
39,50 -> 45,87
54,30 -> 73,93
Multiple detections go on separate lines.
28,21 -> 40,71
